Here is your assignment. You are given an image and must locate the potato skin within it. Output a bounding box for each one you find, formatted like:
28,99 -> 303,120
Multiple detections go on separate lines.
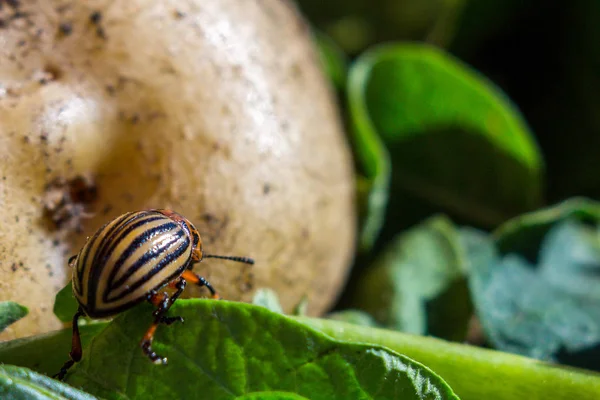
0,0 -> 355,339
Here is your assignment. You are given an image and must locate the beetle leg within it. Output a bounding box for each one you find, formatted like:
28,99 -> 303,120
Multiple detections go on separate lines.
146,287 -> 185,325
181,269 -> 219,299
140,278 -> 187,364
53,307 -> 84,381
158,315 -> 184,325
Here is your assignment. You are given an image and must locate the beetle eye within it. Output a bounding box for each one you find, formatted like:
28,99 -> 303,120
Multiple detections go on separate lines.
68,254 -> 78,267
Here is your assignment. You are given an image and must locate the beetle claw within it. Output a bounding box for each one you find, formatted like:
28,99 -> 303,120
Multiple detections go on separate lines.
154,357 -> 168,365
159,315 -> 184,325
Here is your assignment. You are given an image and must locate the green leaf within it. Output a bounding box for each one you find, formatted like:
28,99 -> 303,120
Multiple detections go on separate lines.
0,323 -> 107,376
65,300 -> 459,400
494,197 -> 600,258
252,288 -> 284,314
296,316 -> 600,400
313,30 -> 348,91
54,283 -> 78,323
0,302 -> 28,333
347,67 -> 391,251
462,221 -> 600,363
539,221 -> 600,302
0,365 -> 96,400
349,215 -> 472,341
348,43 -> 543,237
236,393 -> 310,400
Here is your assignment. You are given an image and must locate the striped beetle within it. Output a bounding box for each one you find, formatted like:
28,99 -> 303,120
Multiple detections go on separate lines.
54,209 -> 254,380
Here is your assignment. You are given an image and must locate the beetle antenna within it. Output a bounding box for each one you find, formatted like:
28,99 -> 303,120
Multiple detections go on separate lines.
204,254 -> 255,265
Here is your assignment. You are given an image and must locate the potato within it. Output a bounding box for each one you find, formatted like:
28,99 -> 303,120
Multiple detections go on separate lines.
0,0 -> 356,340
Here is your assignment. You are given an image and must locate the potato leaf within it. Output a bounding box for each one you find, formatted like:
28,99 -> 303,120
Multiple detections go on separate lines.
298,316 -> 600,400
236,393 -> 310,400
0,301 -> 28,333
0,365 -> 96,400
494,197 -> 600,259
53,282 -> 78,323
349,215 -> 472,341
0,323 -> 107,376
463,220 -> 600,365
347,63 -> 392,251
348,43 -> 543,240
65,300 -> 459,400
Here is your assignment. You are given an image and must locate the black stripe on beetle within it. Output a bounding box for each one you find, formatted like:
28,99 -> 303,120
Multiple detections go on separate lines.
54,209 -> 255,381
107,221 -> 182,284
75,211 -> 136,290
107,235 -> 190,302
94,213 -> 165,270
85,213 -> 167,310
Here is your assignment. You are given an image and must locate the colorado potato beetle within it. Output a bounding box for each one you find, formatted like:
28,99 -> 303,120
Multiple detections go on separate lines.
54,209 -> 254,380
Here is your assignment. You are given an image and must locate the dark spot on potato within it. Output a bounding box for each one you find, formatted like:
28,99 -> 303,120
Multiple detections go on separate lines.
291,63 -> 303,79
236,269 -> 254,292
42,175 -> 98,234
201,213 -> 217,223
89,11 -> 102,25
263,183 -> 271,195
11,263 -> 17,272
89,11 -> 106,39
122,192 -> 134,202
301,228 -> 309,239
96,26 -> 107,39
56,4 -> 70,14
41,64 -> 62,82
280,120 -> 289,132
12,10 -> 27,21
220,104 -> 231,116
174,10 -> 186,19
59,22 -> 72,36
199,213 -> 230,244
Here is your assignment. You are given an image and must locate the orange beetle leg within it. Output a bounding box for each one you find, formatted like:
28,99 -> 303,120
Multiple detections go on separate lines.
140,278 -> 187,364
181,270 -> 219,299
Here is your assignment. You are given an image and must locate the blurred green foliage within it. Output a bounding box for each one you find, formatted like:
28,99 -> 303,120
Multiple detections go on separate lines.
0,302 -> 28,333
349,215 -> 472,342
303,0 -> 600,375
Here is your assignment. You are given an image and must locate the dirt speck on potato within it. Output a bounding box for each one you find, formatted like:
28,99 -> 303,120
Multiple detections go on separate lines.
42,175 -> 98,234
